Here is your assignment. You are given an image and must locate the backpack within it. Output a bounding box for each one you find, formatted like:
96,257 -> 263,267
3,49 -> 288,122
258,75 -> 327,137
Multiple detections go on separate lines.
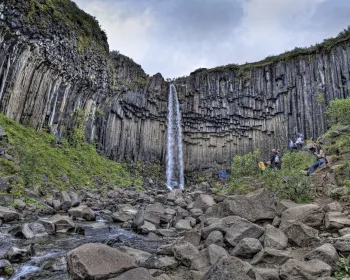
274,155 -> 280,163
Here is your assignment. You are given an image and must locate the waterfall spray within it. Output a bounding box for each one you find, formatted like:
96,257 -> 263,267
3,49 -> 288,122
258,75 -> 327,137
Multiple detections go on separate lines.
166,84 -> 184,190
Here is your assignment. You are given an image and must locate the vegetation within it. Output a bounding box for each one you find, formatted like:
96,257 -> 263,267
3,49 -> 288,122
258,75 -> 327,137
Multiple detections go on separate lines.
228,150 -> 315,203
326,97 -> 350,126
0,114 -> 142,197
334,255 -> 350,280
316,92 -> 326,105
20,0 -> 109,55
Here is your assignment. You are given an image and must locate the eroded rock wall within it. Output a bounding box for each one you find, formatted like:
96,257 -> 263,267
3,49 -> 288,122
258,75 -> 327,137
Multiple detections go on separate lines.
1,0 -> 350,171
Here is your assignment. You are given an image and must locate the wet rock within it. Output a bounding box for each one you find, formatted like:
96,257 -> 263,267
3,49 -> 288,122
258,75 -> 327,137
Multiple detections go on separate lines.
52,257 -> 67,272
40,214 -> 74,234
69,191 -> 80,207
202,256 -> 255,280
175,219 -> 192,230
84,222 -> 110,236
205,230 -> 224,247
68,205 -> 95,221
118,246 -> 152,266
264,224 -> 288,250
0,259 -> 13,276
280,259 -> 332,280
5,247 -> 31,263
60,191 -> 72,211
304,244 -> 338,272
141,221 -> 157,233
325,212 -> 350,229
0,206 -> 20,222
230,238 -> 262,258
282,221 -> 319,247
280,204 -> 324,229
67,243 -> 137,280
110,267 -> 155,280
28,222 -> 48,238
172,241 -> 199,266
251,248 -> 292,265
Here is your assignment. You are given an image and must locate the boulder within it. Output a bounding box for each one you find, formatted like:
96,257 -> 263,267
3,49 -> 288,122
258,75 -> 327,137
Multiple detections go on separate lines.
183,231 -> 201,246
175,219 -> 192,230
205,230 -> 224,247
255,268 -> 279,280
6,247 -> 31,263
325,212 -> 350,229
40,214 -> 74,234
167,190 -> 183,202
68,205 -> 95,221
276,200 -> 298,215
304,244 -> 339,272
27,223 -> 48,238
280,204 -> 324,229
193,194 -> 215,211
141,221 -> 156,233
0,206 -> 20,222
334,240 -> 350,254
214,189 -> 277,222
69,191 -> 80,207
60,191 -> 72,211
280,259 -> 332,280
251,248 -> 292,265
264,224 -> 288,250
172,241 -> 199,266
202,256 -> 255,280
0,259 -> 13,276
146,256 -> 179,270
282,221 -> 319,247
323,202 -> 343,213
84,222 -> 110,236
230,238 -> 262,258
67,243 -> 137,280
117,246 -> 151,266
339,227 -> 350,236
190,208 -> 203,218
190,245 -> 228,271
109,268 -> 155,280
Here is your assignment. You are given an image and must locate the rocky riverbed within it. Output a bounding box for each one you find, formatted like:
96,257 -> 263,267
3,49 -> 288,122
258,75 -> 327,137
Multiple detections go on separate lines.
1,184 -> 350,280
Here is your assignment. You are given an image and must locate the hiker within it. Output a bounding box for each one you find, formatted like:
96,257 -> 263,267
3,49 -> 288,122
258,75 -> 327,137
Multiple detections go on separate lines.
275,149 -> 282,170
218,170 -> 227,181
257,160 -> 265,174
270,149 -> 277,168
295,134 -> 304,151
309,138 -> 317,155
289,140 -> 294,153
308,143 -> 326,176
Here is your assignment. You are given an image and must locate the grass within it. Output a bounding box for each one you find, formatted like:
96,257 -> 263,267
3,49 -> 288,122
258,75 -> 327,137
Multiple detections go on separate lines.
0,114 -> 142,197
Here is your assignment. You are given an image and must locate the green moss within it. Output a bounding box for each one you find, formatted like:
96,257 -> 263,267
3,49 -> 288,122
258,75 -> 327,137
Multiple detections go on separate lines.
0,114 -> 141,195
316,92 -> 326,105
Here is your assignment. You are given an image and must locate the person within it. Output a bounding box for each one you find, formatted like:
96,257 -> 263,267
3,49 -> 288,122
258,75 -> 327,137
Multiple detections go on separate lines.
295,134 -> 303,151
270,149 -> 277,169
308,144 -> 326,176
309,138 -> 316,155
289,140 -> 294,153
257,160 -> 265,174
275,149 -> 282,170
218,170 -> 227,180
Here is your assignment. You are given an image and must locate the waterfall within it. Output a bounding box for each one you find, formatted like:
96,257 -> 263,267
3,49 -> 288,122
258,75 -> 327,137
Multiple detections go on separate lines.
166,84 -> 184,190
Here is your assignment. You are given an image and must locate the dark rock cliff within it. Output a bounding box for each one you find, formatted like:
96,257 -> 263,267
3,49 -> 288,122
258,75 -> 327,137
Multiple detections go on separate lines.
1,0 -> 350,170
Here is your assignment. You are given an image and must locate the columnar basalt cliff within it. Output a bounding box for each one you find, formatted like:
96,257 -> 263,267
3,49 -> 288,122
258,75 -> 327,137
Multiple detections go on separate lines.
1,0 -> 350,170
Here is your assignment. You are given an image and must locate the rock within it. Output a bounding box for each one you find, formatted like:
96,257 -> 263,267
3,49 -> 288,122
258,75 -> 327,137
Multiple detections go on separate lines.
280,259 -> 332,280
276,199 -> 298,215
172,241 -> 199,266
272,216 -> 281,227
230,238 -> 262,258
207,244 -> 229,266
28,222 -> 48,238
141,221 -> 157,233
52,257 -> 67,272
304,244 -> 339,271
334,240 -> 350,253
202,216 -> 264,246
68,205 -> 95,221
40,214 -> 74,234
13,199 -> 25,209
202,256 -> 255,280
175,219 -> 192,230
110,267 -> 155,280
60,191 -> 72,211
146,256 -> 179,270
323,202 -> 343,212
6,247 -> 31,263
67,243 -> 137,280
325,212 -> 350,229
69,191 -> 80,207
183,231 -> 201,246
282,221 -> 319,247
264,224 -> 288,250
190,208 -> 203,218
84,222 -> 110,236
339,227 -> 350,236
217,189 -> 277,222
251,248 -> 292,265
20,223 -> 35,239
154,274 -> 171,280
0,259 -> 13,276
118,246 -> 151,266
186,216 -> 197,227
133,209 -> 145,228
157,229 -> 177,237
165,208 -> 176,215
167,190 -> 183,202
255,268 -> 279,280
36,203 -> 56,215
0,206 -> 20,222
280,204 -> 324,229
190,245 -> 228,271
193,194 -> 215,211
205,230 -> 224,247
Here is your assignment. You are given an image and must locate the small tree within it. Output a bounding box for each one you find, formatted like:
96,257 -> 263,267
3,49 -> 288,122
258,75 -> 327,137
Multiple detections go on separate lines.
326,97 -> 350,125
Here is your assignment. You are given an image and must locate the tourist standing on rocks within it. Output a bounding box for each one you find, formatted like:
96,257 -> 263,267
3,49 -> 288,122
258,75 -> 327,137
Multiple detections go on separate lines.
308,143 -> 326,176
275,149 -> 282,170
309,138 -> 317,155
257,160 -> 265,174
270,149 -> 277,168
289,139 -> 294,153
295,134 -> 304,151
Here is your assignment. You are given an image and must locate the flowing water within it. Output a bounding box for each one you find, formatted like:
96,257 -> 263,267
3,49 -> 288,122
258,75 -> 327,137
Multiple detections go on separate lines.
166,84 -> 184,190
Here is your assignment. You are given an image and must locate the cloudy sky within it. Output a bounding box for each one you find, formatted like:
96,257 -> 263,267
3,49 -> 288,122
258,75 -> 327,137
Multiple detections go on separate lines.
74,0 -> 350,78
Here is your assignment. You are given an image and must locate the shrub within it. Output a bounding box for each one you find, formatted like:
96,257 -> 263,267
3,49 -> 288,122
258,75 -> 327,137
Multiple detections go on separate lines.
326,97 -> 350,125
334,255 -> 350,280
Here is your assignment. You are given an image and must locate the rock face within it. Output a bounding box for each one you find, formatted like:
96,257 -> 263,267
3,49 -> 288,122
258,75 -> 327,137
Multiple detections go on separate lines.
1,1 -> 350,170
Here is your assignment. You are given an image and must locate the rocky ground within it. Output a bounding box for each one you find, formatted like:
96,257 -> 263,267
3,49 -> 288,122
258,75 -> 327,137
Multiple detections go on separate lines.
1,181 -> 350,280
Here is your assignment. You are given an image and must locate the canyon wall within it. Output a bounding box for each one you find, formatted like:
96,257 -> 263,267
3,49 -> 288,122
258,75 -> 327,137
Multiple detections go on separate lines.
1,0 -> 350,171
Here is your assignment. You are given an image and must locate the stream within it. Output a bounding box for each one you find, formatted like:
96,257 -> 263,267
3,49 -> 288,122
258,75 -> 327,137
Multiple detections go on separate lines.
0,218 -> 165,280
